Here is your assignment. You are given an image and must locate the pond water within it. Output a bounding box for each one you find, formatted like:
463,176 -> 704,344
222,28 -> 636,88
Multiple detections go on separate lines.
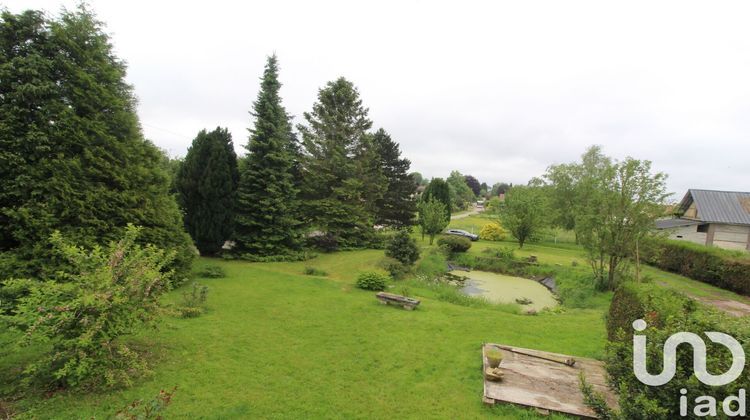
449,270 -> 558,311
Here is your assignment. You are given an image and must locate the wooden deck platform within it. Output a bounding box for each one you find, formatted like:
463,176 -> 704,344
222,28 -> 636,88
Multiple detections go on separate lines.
482,343 -> 618,418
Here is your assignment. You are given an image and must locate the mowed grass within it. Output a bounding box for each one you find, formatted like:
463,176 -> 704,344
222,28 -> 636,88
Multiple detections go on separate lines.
450,215 -> 750,307
4,253 -> 606,419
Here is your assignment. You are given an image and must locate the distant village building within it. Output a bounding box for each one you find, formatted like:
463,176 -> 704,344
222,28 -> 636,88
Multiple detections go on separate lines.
655,189 -> 750,251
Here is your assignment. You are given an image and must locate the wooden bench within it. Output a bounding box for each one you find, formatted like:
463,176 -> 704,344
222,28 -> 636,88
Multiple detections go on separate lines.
376,292 -> 420,310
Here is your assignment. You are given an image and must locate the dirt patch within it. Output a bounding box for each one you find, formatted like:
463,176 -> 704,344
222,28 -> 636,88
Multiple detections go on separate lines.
695,297 -> 750,317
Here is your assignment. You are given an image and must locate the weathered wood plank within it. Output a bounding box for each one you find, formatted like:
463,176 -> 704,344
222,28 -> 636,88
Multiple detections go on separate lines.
482,343 -> 618,419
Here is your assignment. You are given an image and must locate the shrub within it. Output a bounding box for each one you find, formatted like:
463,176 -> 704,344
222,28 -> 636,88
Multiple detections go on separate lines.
479,223 -> 507,241
3,226 -> 173,390
178,306 -> 203,318
303,266 -> 328,276
116,387 -> 177,419
640,237 -> 750,296
198,264 -> 226,278
355,272 -> 388,291
385,230 -> 420,266
179,282 -> 209,318
437,235 -> 472,253
605,282 -> 750,418
379,257 -> 409,280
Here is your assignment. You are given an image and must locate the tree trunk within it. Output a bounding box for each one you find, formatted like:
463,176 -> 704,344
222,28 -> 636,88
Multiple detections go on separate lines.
607,255 -> 618,290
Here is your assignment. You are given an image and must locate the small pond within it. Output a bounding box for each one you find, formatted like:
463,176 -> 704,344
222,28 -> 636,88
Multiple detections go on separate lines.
449,270 -> 558,311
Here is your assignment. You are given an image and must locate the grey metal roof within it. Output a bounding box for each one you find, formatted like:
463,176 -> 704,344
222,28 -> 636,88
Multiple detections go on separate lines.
678,189 -> 750,226
655,218 -> 702,229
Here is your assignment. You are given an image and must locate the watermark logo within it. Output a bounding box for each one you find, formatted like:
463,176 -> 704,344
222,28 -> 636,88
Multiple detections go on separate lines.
632,319 -> 747,417
632,319 -> 745,386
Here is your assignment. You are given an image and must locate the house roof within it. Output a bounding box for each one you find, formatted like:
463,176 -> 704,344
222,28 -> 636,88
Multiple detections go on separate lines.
655,218 -> 702,229
677,189 -> 750,226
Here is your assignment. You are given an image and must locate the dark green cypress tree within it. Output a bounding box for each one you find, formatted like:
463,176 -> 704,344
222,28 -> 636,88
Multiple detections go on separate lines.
298,78 -> 375,248
372,129 -> 417,228
422,178 -> 452,220
176,128 -> 239,255
0,7 -> 194,279
233,55 -> 302,257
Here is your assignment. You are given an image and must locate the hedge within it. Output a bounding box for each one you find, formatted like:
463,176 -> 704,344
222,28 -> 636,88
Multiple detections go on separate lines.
436,235 -> 472,253
640,238 -> 750,296
605,282 -> 750,418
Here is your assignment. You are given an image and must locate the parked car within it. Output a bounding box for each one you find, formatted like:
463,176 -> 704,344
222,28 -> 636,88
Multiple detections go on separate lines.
444,229 -> 479,241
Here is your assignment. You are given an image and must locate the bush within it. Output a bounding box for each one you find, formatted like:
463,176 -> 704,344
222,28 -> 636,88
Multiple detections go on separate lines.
379,257 -> 410,280
479,223 -> 507,241
385,230 -> 420,266
605,282 -> 750,418
303,266 -> 328,276
198,264 -> 226,278
116,387 -> 177,419
2,226 -> 173,390
640,237 -> 750,296
355,272 -> 389,291
178,282 -> 209,318
437,235 -> 472,253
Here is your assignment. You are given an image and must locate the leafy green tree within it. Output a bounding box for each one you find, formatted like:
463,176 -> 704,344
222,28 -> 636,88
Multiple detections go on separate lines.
298,78 -> 376,248
422,178 -> 452,220
419,198 -> 449,244
464,175 -> 481,196
176,128 -> 238,255
409,172 -> 428,186
574,149 -> 668,291
490,182 -> 512,197
447,170 -> 475,210
3,226 -> 173,390
372,129 -> 417,228
0,7 -> 193,280
500,186 -> 549,248
234,55 -> 303,257
480,182 -> 489,196
543,163 -> 579,231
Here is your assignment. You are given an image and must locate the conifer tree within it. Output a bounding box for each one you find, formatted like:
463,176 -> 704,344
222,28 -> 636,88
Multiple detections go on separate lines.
176,127 -> 238,255
422,178 -> 452,220
372,129 -> 417,228
233,55 -> 302,257
0,7 -> 194,279
298,78 -> 375,248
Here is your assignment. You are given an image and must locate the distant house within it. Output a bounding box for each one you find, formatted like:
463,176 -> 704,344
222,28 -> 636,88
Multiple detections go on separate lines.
655,189 -> 750,251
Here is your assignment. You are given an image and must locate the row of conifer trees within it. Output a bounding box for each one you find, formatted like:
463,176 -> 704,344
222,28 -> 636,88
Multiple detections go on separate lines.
174,56 -> 417,258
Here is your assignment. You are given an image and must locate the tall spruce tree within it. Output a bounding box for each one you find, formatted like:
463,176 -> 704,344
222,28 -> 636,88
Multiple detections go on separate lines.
233,55 -> 302,257
298,78 -> 375,248
372,129 -> 417,228
176,127 -> 238,255
0,7 -> 194,280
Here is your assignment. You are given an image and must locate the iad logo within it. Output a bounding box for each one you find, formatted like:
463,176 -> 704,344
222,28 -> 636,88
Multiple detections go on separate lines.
632,319 -> 745,386
632,319 -> 747,417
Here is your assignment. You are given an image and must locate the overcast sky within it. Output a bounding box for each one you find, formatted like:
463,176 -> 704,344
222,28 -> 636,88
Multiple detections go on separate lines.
6,0 -> 750,198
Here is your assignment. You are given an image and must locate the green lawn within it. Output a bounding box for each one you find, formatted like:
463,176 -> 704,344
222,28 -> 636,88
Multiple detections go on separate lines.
448,215 -> 750,301
4,218 -> 746,418
3,252 -> 605,419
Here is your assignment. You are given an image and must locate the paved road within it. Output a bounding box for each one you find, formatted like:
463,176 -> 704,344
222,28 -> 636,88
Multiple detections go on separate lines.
451,206 -> 482,220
